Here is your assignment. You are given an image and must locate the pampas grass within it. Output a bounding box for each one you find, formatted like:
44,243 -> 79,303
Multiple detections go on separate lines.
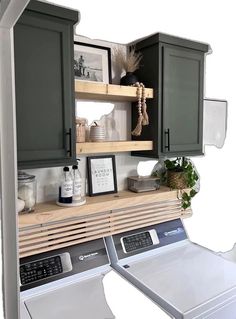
114,46 -> 142,73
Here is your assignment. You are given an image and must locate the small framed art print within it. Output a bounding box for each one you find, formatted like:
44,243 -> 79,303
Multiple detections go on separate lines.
87,155 -> 117,196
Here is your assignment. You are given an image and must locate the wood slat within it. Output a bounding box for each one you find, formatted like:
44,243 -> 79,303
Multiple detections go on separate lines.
19,225 -> 111,250
111,211 -> 191,232
19,219 -> 105,241
111,207 -> 181,223
19,222 -> 109,245
111,202 -> 181,218
19,210 -> 110,235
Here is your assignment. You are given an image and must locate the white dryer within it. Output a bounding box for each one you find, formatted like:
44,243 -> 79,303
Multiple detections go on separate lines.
106,219 -> 236,319
20,239 -> 114,319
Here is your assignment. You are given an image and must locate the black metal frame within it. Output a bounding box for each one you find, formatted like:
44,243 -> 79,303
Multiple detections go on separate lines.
74,41 -> 112,84
87,155 -> 117,196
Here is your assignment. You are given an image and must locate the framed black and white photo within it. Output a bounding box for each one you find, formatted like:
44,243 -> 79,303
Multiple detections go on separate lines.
74,42 -> 112,83
87,155 -> 117,196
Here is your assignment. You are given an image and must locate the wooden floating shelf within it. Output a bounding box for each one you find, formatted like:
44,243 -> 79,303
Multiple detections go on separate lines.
18,187 -> 189,229
76,140 -> 153,154
75,80 -> 154,101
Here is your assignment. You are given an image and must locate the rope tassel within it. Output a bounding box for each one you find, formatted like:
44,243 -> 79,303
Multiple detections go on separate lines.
132,114 -> 143,136
142,101 -> 149,126
131,82 -> 149,136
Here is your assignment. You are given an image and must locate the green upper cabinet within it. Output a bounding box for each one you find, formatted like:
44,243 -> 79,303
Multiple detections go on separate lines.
161,44 -> 204,154
14,0 -> 79,169
131,33 -> 209,158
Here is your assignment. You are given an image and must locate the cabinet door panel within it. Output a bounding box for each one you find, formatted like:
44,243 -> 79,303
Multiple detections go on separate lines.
162,45 -> 204,154
14,11 -> 75,168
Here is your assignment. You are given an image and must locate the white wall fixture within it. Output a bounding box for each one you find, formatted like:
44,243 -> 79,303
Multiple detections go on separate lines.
76,100 -> 115,126
137,160 -> 158,177
203,98 -> 227,149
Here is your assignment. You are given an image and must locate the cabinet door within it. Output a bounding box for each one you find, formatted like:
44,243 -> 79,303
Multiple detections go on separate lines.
14,10 -> 76,168
161,44 -> 204,155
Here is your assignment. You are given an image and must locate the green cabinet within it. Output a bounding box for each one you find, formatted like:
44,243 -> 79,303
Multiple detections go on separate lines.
14,1 -> 79,169
131,33 -> 209,158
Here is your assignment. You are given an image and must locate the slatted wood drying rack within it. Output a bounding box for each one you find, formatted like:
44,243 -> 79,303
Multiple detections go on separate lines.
18,187 -> 191,258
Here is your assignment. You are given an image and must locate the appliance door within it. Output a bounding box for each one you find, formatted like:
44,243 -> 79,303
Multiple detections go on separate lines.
23,275 -> 114,319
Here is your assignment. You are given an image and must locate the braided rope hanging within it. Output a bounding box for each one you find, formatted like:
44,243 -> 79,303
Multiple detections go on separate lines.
131,82 -> 149,136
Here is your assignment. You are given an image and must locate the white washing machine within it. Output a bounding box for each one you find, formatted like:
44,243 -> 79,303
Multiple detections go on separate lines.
20,239 -> 114,319
106,219 -> 236,319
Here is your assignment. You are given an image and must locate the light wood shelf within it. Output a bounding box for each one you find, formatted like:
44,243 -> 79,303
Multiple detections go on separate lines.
18,187 -> 189,229
74,81 -> 154,154
75,80 -> 154,101
76,140 -> 153,154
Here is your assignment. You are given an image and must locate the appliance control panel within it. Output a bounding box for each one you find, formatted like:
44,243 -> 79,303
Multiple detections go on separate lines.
121,229 -> 159,253
112,219 -> 188,260
20,252 -> 72,286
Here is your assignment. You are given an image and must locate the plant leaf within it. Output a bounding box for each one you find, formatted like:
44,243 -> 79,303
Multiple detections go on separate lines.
190,189 -> 197,197
182,192 -> 190,201
182,202 -> 190,210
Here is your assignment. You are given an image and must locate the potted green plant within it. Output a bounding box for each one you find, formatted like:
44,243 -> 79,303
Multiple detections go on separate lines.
164,157 -> 199,209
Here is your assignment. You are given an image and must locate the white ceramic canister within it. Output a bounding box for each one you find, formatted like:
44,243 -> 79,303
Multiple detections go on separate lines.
90,123 -> 105,142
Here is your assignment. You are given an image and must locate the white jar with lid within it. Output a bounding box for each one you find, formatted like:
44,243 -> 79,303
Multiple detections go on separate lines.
18,171 -> 37,213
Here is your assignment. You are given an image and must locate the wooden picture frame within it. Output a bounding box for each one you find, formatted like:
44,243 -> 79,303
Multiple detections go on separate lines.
74,41 -> 112,84
87,155 -> 117,196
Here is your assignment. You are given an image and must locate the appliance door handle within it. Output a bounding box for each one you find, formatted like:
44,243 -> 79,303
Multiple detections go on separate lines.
165,128 -> 170,151
66,128 -> 72,157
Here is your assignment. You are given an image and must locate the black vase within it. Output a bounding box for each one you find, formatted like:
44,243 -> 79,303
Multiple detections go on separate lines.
120,72 -> 138,86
